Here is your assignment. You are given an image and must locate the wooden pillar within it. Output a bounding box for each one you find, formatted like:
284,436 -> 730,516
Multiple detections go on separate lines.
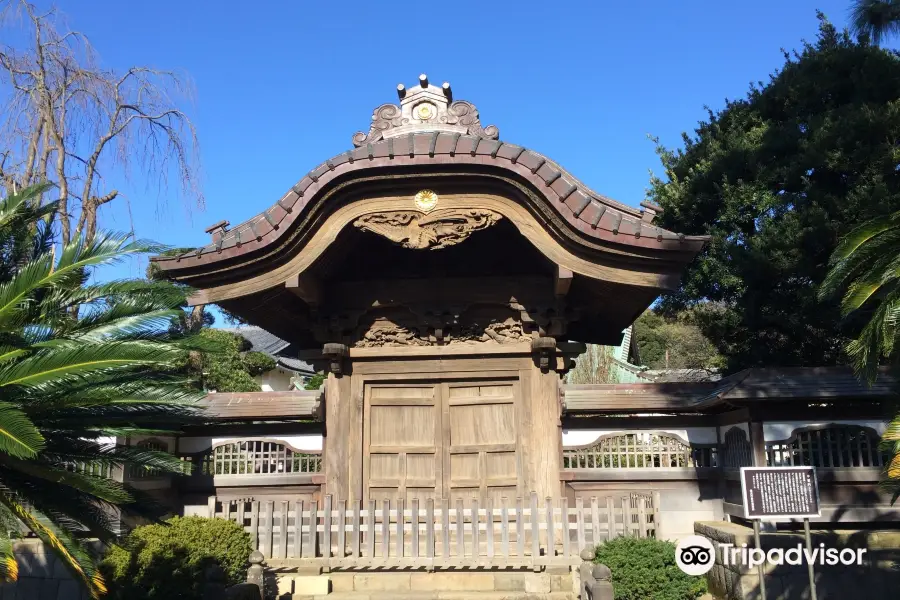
748,421 -> 767,467
323,372 -> 359,501
523,363 -> 563,500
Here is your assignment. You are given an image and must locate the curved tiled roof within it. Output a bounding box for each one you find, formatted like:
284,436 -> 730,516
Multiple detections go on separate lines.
152,132 -> 706,272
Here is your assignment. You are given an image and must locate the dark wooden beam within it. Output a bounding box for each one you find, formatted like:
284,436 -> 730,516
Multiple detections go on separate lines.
745,402 -> 888,422
180,421 -> 324,437
562,414 -> 716,429
285,273 -> 322,308
715,408 -> 750,427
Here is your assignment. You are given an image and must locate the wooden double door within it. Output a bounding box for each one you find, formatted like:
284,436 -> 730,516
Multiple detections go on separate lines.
363,379 -> 521,503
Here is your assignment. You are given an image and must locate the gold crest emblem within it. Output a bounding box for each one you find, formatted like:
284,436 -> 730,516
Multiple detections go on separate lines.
416,103 -> 435,120
414,190 -> 438,213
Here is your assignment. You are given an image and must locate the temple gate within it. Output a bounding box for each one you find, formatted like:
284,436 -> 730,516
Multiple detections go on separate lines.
154,77 -> 710,584
154,75 -> 705,507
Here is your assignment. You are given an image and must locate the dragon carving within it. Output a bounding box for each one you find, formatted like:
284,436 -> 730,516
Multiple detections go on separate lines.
352,209 -> 502,250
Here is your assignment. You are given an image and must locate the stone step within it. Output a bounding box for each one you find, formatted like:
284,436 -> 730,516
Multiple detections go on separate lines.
290,593 -> 575,600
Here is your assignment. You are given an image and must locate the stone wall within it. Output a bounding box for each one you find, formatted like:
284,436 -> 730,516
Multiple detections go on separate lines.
695,521 -> 900,600
0,539 -> 97,600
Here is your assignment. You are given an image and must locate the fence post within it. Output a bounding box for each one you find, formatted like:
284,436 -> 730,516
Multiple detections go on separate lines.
579,549 -> 614,600
589,564 -> 614,600
638,498 -> 647,538
621,496 -> 632,537
652,491 -> 661,537
247,550 -> 265,598
322,495 -> 332,571
530,492 -> 540,572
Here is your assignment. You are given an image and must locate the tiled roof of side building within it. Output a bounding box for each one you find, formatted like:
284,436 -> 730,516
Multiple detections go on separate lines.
220,326 -> 315,375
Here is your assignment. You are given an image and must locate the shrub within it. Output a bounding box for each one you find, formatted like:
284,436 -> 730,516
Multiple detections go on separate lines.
594,536 -> 707,600
101,516 -> 254,600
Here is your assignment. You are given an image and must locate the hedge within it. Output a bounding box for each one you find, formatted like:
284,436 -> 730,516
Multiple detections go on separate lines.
100,516 -> 254,599
594,536 -> 708,600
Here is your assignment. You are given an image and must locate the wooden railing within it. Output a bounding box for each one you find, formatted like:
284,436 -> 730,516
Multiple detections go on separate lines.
181,440 -> 322,480
563,433 -> 717,469
766,425 -> 885,468
211,492 -> 658,567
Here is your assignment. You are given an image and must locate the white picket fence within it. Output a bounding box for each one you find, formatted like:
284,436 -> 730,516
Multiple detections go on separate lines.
210,492 -> 659,568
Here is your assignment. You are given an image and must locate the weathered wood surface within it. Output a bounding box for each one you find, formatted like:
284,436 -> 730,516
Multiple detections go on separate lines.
210,492 -> 656,567
199,391 -> 322,420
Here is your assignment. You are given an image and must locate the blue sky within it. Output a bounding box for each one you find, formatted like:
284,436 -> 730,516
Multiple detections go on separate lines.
37,0 -> 879,280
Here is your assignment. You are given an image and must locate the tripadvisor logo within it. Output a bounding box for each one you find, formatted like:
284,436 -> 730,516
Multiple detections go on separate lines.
675,536 -> 716,576
675,535 -> 869,576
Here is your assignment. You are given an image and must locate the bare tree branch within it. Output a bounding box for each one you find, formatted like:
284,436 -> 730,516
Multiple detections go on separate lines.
0,0 -> 203,243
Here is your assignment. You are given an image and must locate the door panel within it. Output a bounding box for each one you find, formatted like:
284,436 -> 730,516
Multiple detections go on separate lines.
365,384 -> 442,501
444,381 -> 520,503
364,379 -> 521,502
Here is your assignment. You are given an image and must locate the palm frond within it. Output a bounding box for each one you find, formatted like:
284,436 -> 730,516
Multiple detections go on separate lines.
0,530 -> 17,584
38,442 -> 190,475
820,216 -> 900,300
0,402 -> 44,459
0,184 -> 56,232
71,308 -> 186,342
850,0 -> 900,45
0,231 -> 162,328
0,340 -> 186,389
2,459 -> 133,503
0,494 -> 107,599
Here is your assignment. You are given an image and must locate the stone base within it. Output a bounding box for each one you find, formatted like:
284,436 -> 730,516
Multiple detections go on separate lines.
290,593 -> 573,600
274,568 -> 575,599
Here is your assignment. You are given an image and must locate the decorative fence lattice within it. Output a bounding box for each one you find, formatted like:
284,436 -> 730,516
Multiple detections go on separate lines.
562,433 -> 717,469
766,425 -> 885,468
190,440 -> 322,476
211,492 -> 659,566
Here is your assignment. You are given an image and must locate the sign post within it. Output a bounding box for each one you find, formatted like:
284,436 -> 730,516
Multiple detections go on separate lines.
740,466 -> 821,600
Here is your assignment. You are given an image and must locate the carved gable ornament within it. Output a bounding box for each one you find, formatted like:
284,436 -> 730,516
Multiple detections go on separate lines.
352,74 -> 499,147
353,208 -> 502,250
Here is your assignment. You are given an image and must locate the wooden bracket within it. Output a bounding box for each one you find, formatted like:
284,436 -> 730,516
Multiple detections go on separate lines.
322,343 -> 349,376
286,273 -> 322,309
531,336 -> 557,372
554,265 -> 573,297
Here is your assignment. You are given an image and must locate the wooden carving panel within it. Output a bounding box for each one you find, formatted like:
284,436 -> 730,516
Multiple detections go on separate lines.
353,209 -> 502,250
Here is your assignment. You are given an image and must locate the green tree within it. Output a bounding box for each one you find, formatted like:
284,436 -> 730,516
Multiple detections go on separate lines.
0,185 -> 205,597
650,15 -> 900,372
820,213 -> 900,499
304,372 -> 325,390
850,0 -> 900,45
192,329 -> 274,393
633,309 -> 725,371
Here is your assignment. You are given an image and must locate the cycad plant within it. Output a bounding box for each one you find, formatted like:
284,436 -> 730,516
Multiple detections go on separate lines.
0,184 -> 205,597
850,0 -> 900,46
820,211 -> 900,502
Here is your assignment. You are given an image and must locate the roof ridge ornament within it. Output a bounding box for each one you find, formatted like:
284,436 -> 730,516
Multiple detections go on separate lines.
352,74 -> 499,147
